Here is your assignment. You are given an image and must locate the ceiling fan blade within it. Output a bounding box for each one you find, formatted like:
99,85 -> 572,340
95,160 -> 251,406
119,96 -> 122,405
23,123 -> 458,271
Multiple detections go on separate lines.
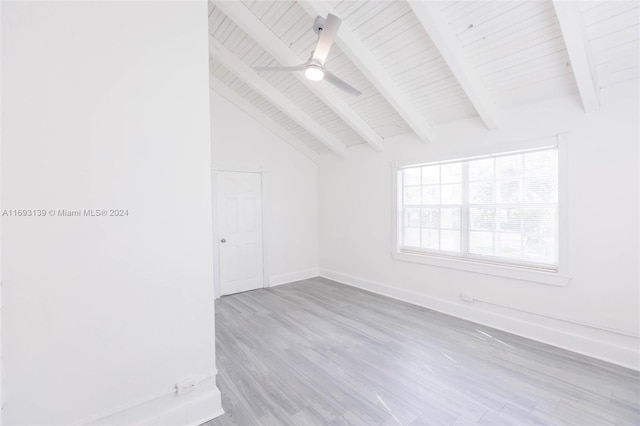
311,14 -> 341,65
324,71 -> 362,96
254,65 -> 306,72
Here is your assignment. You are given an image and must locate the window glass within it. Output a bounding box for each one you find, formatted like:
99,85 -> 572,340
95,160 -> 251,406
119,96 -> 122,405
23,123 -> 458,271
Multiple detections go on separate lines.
399,148 -> 558,269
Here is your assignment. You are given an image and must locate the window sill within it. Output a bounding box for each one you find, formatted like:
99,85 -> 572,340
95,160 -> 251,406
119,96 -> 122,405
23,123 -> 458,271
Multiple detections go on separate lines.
392,251 -> 571,286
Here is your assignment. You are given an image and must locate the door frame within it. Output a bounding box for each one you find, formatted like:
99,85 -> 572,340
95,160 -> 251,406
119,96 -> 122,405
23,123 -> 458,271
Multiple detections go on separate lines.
211,162 -> 268,298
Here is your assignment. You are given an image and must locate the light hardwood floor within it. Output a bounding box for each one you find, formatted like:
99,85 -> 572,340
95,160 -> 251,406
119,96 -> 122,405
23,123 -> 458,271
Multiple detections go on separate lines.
205,277 -> 639,425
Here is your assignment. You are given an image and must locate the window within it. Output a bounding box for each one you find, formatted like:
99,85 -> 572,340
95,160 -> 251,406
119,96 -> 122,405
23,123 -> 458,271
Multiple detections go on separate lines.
397,147 -> 559,272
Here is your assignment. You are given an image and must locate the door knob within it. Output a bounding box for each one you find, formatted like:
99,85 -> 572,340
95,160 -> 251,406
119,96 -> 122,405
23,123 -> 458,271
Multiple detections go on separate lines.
220,238 -> 226,243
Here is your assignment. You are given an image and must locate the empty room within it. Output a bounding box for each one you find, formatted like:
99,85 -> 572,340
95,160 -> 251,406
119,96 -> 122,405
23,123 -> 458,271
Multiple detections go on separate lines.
1,0 -> 639,425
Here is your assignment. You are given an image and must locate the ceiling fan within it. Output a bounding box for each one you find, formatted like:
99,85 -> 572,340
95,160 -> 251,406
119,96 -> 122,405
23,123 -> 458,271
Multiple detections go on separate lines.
254,14 -> 361,97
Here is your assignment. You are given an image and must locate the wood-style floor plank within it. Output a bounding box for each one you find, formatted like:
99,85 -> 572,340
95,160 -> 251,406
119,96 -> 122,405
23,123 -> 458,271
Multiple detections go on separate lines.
204,277 -> 640,425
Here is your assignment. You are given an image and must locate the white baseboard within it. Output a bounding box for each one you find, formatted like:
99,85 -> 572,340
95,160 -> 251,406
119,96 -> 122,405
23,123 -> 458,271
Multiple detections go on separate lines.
320,268 -> 640,371
269,268 -> 319,287
142,389 -> 223,426
89,375 -> 223,426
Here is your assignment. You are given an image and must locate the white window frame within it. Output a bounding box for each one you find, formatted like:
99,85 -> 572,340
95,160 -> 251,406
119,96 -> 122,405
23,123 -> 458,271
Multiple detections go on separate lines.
391,135 -> 571,286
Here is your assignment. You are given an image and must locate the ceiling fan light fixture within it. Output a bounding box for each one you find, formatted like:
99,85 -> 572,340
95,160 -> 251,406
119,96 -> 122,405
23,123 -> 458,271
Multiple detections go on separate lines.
304,64 -> 325,81
251,14 -> 360,96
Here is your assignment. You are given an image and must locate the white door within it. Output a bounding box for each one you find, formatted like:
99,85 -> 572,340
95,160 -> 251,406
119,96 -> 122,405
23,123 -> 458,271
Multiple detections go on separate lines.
215,171 -> 264,295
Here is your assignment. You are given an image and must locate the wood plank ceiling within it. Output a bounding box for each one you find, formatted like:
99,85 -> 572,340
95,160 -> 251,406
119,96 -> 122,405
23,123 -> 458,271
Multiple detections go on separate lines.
209,0 -> 640,159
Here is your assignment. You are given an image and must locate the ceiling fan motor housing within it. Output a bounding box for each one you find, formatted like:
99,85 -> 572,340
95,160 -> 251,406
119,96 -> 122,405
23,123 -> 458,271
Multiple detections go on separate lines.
313,16 -> 326,34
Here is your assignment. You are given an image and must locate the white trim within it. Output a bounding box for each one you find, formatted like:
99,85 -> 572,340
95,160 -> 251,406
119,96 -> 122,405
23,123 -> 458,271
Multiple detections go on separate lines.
141,391 -> 224,426
557,134 -> 570,277
391,159 -> 402,280
260,172 -> 270,290
211,169 -> 222,299
320,269 -> 640,371
268,268 -> 319,287
211,167 -> 267,298
212,161 -> 265,174
86,374 -> 223,425
392,251 -> 570,286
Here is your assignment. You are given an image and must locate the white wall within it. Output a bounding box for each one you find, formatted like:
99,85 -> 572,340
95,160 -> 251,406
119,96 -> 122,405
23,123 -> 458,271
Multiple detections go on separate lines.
1,2 -> 221,424
209,93 -> 319,294
319,83 -> 640,370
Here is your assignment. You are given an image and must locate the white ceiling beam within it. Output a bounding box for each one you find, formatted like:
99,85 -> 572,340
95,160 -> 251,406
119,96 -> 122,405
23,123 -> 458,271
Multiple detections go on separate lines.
298,1 -> 436,143
553,1 -> 600,113
210,36 -> 348,158
408,1 -> 499,130
214,1 -> 384,152
209,75 -> 320,164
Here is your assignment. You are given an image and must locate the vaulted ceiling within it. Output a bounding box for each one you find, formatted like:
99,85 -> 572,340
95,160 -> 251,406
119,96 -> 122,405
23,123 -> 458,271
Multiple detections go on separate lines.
208,1 -> 639,160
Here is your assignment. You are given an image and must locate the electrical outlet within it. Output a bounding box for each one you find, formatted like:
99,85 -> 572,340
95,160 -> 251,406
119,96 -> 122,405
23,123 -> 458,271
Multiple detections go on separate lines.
176,378 -> 198,395
461,292 -> 474,302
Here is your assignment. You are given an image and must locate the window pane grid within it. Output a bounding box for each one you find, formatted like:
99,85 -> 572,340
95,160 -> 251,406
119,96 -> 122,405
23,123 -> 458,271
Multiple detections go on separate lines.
400,148 -> 558,269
